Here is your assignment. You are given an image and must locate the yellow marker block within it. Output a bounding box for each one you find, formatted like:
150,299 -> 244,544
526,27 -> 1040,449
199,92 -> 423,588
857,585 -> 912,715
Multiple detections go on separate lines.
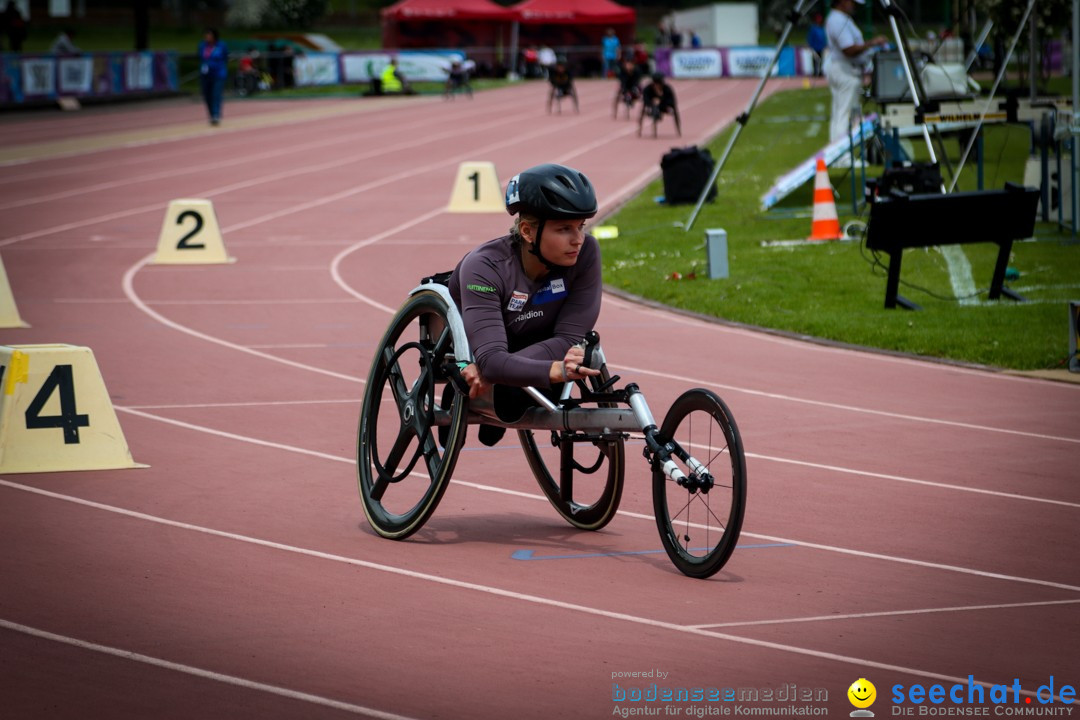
447,162 -> 504,213
0,253 -> 29,328
153,199 -> 234,264
592,226 -> 619,240
0,344 -> 146,473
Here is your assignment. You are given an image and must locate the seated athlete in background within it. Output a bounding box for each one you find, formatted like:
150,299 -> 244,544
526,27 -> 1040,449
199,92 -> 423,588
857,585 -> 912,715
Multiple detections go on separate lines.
639,72 -> 681,137
546,57 -> 579,114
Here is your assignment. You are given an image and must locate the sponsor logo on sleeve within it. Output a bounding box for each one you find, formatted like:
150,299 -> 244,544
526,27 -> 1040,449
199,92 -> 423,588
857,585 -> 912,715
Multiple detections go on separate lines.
507,290 -> 529,312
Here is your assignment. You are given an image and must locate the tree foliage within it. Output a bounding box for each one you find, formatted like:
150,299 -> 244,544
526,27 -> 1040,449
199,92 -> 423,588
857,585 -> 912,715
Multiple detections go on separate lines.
267,0 -> 328,28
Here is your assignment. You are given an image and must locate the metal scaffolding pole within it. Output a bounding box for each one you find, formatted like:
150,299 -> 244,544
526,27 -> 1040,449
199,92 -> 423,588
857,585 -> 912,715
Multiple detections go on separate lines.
683,0 -> 818,232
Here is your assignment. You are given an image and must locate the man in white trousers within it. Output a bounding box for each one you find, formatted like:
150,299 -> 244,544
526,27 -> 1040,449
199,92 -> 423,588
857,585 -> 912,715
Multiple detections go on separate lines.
823,0 -> 888,149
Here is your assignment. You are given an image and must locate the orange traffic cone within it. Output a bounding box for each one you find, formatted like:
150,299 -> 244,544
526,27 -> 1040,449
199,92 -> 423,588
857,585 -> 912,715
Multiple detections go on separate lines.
807,157 -> 842,241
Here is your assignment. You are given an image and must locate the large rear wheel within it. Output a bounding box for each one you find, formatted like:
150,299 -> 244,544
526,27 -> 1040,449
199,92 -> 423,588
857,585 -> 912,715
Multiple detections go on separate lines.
357,290 -> 468,539
519,366 -> 625,531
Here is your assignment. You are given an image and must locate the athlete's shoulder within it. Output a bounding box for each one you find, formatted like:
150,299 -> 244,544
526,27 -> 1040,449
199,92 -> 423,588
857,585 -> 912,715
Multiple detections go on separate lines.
459,235 -> 516,296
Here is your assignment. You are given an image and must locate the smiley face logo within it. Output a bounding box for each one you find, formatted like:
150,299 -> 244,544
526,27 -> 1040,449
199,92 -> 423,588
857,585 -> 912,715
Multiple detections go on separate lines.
848,678 -> 877,709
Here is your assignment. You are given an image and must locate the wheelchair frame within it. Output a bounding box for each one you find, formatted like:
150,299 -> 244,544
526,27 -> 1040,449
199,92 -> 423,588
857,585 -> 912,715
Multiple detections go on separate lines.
356,281 -> 747,578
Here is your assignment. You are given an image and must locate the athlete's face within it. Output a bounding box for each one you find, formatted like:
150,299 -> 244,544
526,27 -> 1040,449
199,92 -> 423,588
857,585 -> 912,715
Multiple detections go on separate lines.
534,219 -> 586,267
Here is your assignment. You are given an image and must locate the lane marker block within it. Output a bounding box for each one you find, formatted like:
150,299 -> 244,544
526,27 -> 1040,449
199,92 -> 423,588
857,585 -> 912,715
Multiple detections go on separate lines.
0,253 -> 29,329
0,345 -> 146,473
447,162 -> 503,213
153,199 -> 235,265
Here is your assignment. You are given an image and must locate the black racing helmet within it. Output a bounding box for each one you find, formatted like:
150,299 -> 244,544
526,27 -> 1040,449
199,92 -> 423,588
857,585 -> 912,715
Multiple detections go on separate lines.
505,164 -> 597,220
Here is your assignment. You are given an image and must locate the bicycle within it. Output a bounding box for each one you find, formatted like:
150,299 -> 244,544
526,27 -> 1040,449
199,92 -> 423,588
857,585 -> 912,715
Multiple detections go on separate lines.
356,276 -> 746,578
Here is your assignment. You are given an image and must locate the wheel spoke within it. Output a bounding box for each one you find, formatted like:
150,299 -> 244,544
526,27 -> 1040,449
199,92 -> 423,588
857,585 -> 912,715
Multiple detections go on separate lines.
431,325 -> 454,359
382,425 -> 417,478
381,346 -> 411,411
419,431 -> 444,479
691,492 -> 728,529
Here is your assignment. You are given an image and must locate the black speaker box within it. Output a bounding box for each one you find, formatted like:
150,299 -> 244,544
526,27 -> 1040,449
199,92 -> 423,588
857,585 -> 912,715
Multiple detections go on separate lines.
661,146 -> 717,205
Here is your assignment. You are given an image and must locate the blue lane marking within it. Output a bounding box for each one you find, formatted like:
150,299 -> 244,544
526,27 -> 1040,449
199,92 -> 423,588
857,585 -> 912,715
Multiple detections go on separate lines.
511,543 -> 793,561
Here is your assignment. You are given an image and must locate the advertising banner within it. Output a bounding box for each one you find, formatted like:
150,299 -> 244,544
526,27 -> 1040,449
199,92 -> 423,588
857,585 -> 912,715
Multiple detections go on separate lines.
341,53 -> 389,83
726,47 -> 782,77
58,56 -> 93,94
669,49 -> 723,79
294,52 -> 341,86
21,58 -> 56,97
125,53 -> 153,90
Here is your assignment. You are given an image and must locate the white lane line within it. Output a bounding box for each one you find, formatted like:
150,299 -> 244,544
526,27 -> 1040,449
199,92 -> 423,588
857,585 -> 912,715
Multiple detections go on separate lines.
124,399 -> 359,410
0,478 -> 1075,703
745,452 -> 1080,509
614,362 -> 1080,445
117,407 -> 351,463
940,245 -> 979,306
599,292 -> 1080,390
0,102 -> 538,248
106,407 -> 1080,588
688,598 -> 1080,629
0,619 -> 422,720
120,254 -> 365,385
0,98 -> 523,211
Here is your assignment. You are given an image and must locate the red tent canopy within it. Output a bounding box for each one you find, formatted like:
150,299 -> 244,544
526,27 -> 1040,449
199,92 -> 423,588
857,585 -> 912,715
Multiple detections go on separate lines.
381,0 -> 514,21
381,0 -> 514,67
511,0 -> 635,25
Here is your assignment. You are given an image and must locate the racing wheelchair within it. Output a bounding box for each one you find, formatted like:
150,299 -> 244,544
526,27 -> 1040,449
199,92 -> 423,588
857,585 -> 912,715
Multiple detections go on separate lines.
356,277 -> 746,578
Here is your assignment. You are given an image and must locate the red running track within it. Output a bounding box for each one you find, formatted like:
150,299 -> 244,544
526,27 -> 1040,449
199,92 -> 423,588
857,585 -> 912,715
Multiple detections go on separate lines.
1,80 -> 1078,720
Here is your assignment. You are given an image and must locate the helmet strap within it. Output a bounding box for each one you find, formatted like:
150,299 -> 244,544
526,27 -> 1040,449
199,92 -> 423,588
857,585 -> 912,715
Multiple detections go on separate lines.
526,219 -> 560,272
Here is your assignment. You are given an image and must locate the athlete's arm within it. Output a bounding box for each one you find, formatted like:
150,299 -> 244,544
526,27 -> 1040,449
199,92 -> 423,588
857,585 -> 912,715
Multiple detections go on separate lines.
457,254 -> 556,388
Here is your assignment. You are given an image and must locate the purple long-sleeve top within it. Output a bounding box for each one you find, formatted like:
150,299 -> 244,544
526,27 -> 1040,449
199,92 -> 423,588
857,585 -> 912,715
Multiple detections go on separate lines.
448,234 -> 602,388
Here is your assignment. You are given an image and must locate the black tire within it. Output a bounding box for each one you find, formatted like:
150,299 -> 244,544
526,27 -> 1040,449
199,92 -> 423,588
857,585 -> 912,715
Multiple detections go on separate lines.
652,389 -> 746,579
357,290 -> 468,539
519,366 -> 625,531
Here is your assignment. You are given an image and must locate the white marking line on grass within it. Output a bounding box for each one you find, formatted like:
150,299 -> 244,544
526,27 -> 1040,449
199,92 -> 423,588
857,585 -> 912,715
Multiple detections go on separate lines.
107,407 -> 1080,589
688,598 -> 1080,629
120,254 -> 364,385
940,245 -> 979,306
613,362 -> 1080,445
0,619 -> 421,720
0,478 -> 1076,704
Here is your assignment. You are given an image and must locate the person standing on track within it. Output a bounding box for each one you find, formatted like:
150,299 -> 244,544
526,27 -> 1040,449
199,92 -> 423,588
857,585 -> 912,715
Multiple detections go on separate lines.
447,163 -> 603,445
198,27 -> 229,126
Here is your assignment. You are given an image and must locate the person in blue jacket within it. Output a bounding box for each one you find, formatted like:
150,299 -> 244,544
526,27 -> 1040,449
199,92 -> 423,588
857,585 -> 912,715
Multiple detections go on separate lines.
198,27 -> 228,125
807,13 -> 827,77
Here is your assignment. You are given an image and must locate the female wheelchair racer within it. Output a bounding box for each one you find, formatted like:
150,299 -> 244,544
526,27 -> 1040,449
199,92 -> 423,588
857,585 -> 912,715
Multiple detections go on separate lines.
356,164 -> 746,578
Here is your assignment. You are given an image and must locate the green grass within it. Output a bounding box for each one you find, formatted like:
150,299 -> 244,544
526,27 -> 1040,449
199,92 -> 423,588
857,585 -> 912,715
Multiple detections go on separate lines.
600,86 -> 1080,371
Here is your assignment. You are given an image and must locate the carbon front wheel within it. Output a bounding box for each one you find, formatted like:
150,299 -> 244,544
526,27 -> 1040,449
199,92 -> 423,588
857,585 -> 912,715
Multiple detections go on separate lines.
652,389 -> 746,579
